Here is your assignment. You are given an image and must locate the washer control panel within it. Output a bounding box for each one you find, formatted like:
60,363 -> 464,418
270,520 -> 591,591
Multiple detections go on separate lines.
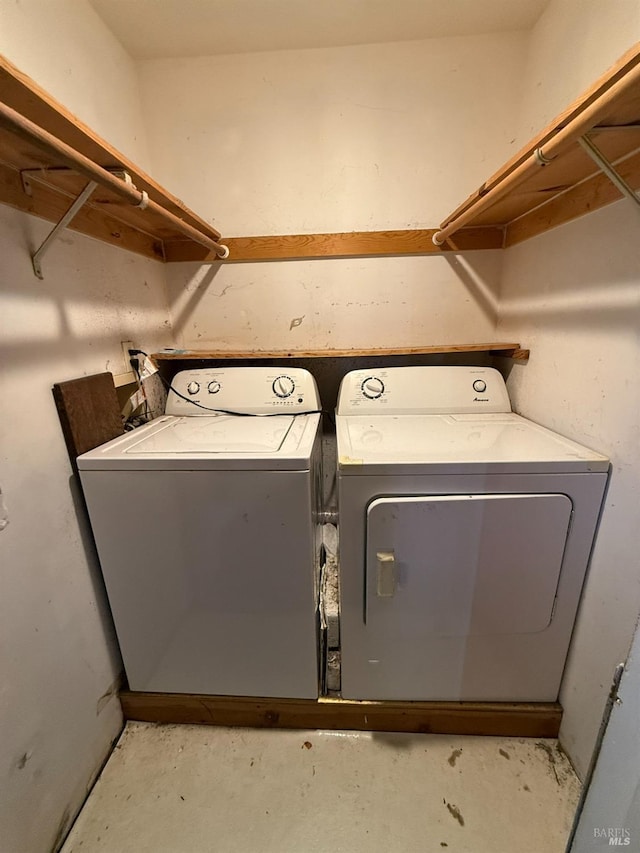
166,367 -> 320,415
337,366 -> 511,414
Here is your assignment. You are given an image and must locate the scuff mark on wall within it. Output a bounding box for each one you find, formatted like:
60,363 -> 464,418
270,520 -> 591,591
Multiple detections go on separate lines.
49,806 -> 71,853
289,315 -> 305,330
16,751 -> 32,770
215,284 -> 234,298
0,486 -> 9,530
445,801 -> 465,826
97,675 -> 124,716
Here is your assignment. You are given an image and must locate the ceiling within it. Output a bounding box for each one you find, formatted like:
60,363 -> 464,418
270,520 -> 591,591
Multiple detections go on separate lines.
90,0 -> 550,60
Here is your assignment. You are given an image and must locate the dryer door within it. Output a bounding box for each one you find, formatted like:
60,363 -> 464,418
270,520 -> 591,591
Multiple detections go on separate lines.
364,493 -> 572,697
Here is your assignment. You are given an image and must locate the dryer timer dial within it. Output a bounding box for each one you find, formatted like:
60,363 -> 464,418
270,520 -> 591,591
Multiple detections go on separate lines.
361,377 -> 385,399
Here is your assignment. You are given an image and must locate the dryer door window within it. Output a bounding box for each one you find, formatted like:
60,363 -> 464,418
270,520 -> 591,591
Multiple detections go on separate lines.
365,493 -> 572,637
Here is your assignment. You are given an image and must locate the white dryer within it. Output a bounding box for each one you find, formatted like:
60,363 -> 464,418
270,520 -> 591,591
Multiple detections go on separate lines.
336,366 -> 609,702
78,367 -> 322,698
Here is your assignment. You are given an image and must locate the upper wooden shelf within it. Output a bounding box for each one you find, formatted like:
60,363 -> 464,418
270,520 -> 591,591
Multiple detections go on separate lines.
3,43 -> 637,268
0,54 -> 224,262
152,343 -> 529,361
435,44 -> 640,248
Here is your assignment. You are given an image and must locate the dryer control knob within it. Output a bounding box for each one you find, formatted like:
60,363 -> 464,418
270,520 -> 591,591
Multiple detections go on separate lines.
273,375 -> 295,398
187,381 -> 200,395
207,381 -> 221,394
362,377 -> 385,399
473,379 -> 487,393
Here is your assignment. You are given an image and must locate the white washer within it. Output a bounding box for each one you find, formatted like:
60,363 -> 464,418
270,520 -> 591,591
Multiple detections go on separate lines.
78,367 -> 323,698
336,366 -> 609,702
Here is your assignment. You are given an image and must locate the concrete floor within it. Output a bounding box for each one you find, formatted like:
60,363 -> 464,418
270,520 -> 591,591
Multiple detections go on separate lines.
61,722 -> 580,853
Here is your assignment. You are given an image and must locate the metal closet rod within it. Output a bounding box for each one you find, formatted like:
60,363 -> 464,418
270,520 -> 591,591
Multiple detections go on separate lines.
432,58 -> 640,246
0,100 -> 229,259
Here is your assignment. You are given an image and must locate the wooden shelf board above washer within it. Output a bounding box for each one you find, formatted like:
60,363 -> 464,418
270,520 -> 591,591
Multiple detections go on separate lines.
152,343 -> 530,362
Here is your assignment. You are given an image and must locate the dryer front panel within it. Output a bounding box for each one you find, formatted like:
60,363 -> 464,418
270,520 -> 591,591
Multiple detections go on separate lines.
359,493 -> 572,700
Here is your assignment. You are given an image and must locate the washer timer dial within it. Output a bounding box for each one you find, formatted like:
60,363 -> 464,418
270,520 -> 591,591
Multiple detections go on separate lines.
272,375 -> 295,398
361,377 -> 385,399
207,381 -> 221,394
473,379 -> 487,393
186,381 -> 200,395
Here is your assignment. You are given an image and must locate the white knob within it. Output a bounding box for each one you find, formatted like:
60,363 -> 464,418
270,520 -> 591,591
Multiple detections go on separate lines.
273,376 -> 295,398
362,377 -> 384,399
473,379 -> 487,393
208,381 -> 221,394
187,381 -> 200,395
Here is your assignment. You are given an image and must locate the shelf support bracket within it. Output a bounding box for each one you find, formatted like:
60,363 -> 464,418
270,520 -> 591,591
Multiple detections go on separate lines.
30,180 -> 98,279
578,134 -> 640,211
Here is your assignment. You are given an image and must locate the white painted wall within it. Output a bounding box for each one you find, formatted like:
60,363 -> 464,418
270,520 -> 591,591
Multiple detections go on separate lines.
498,201 -> 640,779
0,5 -> 173,852
497,1 -> 640,780
0,208 -> 173,853
138,35 -> 526,350
139,35 -> 527,234
167,252 -> 502,351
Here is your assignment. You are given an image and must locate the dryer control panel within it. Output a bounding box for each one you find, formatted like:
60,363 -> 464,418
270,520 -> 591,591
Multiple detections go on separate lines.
167,367 -> 321,415
336,366 -> 511,415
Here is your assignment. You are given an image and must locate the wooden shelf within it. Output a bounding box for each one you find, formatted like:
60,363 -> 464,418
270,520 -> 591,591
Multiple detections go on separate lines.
166,226 -> 503,263
436,44 -> 640,247
5,43 -> 633,268
153,343 -> 529,361
0,54 -> 223,262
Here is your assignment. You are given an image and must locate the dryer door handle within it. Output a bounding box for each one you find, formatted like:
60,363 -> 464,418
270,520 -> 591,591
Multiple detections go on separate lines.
376,551 -> 397,597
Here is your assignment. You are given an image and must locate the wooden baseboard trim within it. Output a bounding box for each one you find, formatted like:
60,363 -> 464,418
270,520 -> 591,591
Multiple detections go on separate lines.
120,692 -> 562,738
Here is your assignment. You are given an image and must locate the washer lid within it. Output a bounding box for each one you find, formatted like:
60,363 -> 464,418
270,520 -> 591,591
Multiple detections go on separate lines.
127,415 -> 295,454
77,413 -> 321,471
337,412 -> 609,474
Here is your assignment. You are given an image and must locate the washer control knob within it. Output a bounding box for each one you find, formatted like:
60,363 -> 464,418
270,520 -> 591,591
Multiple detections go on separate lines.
473,379 -> 487,393
207,381 -> 221,394
273,375 -> 295,398
187,381 -> 200,395
362,377 -> 385,399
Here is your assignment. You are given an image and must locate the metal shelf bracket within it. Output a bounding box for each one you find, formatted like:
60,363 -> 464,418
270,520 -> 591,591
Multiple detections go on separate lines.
20,167 -> 129,279
30,180 -> 98,279
579,132 -> 640,212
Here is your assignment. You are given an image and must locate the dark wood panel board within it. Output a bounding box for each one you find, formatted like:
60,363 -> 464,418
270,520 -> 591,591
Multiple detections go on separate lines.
52,372 -> 123,471
121,691 -> 562,738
